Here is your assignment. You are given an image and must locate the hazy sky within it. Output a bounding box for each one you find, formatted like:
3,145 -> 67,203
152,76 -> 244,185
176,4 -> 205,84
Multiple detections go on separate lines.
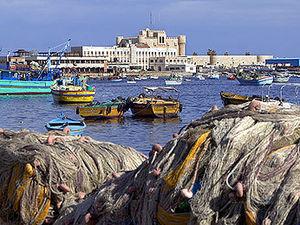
0,0 -> 299,57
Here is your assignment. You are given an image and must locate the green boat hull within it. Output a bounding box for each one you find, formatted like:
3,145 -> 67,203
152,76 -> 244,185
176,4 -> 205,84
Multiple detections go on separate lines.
0,80 -> 54,95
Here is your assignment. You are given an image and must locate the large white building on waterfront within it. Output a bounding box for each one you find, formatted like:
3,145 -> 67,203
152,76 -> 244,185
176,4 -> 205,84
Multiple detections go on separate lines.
71,28 -> 186,71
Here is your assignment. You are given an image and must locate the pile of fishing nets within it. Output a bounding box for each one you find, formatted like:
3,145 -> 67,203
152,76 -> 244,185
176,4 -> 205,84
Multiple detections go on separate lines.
0,130 -> 146,225
54,100 -> 300,225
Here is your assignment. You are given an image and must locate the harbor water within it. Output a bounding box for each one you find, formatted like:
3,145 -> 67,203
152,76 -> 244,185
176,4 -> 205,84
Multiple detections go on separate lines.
1,77 -> 299,155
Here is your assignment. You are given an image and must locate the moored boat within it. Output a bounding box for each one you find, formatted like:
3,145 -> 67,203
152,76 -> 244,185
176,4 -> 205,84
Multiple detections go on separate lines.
0,69 -> 56,95
165,75 -> 183,86
76,97 -> 128,119
127,78 -> 137,84
45,114 -> 86,136
127,86 -> 182,118
150,76 -> 159,80
51,76 -> 95,103
237,75 -> 273,85
220,91 -> 280,106
272,69 -> 290,83
208,74 -> 220,79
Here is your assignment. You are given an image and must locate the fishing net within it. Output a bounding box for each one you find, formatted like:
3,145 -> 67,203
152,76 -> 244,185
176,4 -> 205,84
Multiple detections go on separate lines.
54,100 -> 300,225
0,130 -> 146,225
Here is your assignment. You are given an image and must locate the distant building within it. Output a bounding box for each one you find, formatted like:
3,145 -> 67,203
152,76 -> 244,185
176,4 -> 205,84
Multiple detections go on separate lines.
266,58 -> 300,67
0,51 -> 108,74
25,52 -> 108,74
149,56 -> 196,73
71,28 -> 186,71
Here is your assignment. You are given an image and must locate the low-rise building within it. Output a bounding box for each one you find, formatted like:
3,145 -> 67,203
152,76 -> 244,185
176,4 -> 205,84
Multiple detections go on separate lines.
25,53 -> 108,74
266,58 -> 300,67
149,56 -> 196,73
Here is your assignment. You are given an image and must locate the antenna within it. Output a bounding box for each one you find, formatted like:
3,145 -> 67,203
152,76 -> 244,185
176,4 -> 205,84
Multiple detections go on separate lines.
149,12 -> 153,29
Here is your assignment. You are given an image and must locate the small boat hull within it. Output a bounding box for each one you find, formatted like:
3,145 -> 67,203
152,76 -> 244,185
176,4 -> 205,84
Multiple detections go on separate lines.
0,80 -> 53,95
45,116 -> 86,136
51,90 -> 95,103
77,102 -> 126,119
130,100 -> 181,118
220,92 -> 254,106
273,76 -> 289,83
165,80 -> 182,86
237,76 -> 273,86
208,74 -> 220,79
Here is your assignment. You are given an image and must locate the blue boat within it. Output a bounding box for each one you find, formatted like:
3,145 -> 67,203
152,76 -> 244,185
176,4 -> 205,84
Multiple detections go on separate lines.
237,76 -> 273,86
0,69 -> 58,95
45,114 -> 86,136
0,39 -> 70,95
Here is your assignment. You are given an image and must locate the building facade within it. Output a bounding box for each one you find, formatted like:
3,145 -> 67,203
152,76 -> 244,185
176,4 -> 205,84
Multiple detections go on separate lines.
266,58 -> 300,67
71,28 -> 186,71
25,53 -> 108,74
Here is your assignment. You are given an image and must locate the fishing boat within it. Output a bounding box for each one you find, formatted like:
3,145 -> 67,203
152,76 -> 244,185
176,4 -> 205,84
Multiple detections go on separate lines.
0,69 -> 57,95
227,73 -> 236,80
45,114 -> 86,136
127,78 -> 137,84
237,75 -> 273,86
236,69 -> 273,86
165,75 -> 183,86
208,74 -> 220,79
273,69 -> 290,83
220,91 -> 280,106
76,97 -> 128,119
108,76 -> 122,82
0,40 -> 70,95
127,86 -> 182,118
51,76 -> 95,103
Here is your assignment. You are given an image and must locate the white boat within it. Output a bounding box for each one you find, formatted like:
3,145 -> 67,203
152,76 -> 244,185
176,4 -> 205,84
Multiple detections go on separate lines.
141,77 -> 147,80
134,77 -> 142,81
185,78 -> 192,82
165,75 -> 183,86
127,80 -> 137,84
273,70 -> 290,83
208,74 -> 220,79
274,76 -> 289,83
150,76 -> 159,80
111,78 -> 122,82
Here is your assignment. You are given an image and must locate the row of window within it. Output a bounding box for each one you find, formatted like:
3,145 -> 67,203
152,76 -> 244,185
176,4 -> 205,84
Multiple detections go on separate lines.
83,50 -> 176,57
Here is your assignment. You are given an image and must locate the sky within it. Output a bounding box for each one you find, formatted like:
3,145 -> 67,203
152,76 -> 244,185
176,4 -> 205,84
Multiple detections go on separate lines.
0,0 -> 299,57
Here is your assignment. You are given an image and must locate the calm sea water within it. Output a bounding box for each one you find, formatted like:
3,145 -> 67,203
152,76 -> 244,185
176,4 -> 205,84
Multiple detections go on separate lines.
1,77 -> 299,155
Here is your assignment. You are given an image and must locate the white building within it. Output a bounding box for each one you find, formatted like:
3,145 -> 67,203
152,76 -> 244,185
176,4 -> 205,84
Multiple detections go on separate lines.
25,53 -> 108,74
71,28 -> 185,71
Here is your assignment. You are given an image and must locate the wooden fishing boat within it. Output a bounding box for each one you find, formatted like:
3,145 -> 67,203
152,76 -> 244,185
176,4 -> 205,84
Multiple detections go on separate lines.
76,97 -> 128,119
220,91 -> 256,106
51,76 -> 95,103
45,114 -> 86,136
220,91 -> 281,106
237,75 -> 273,85
128,86 -> 182,118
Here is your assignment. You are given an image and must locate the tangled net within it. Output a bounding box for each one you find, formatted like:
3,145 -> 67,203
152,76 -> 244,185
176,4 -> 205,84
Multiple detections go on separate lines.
0,130 -> 146,225
55,100 -> 300,225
